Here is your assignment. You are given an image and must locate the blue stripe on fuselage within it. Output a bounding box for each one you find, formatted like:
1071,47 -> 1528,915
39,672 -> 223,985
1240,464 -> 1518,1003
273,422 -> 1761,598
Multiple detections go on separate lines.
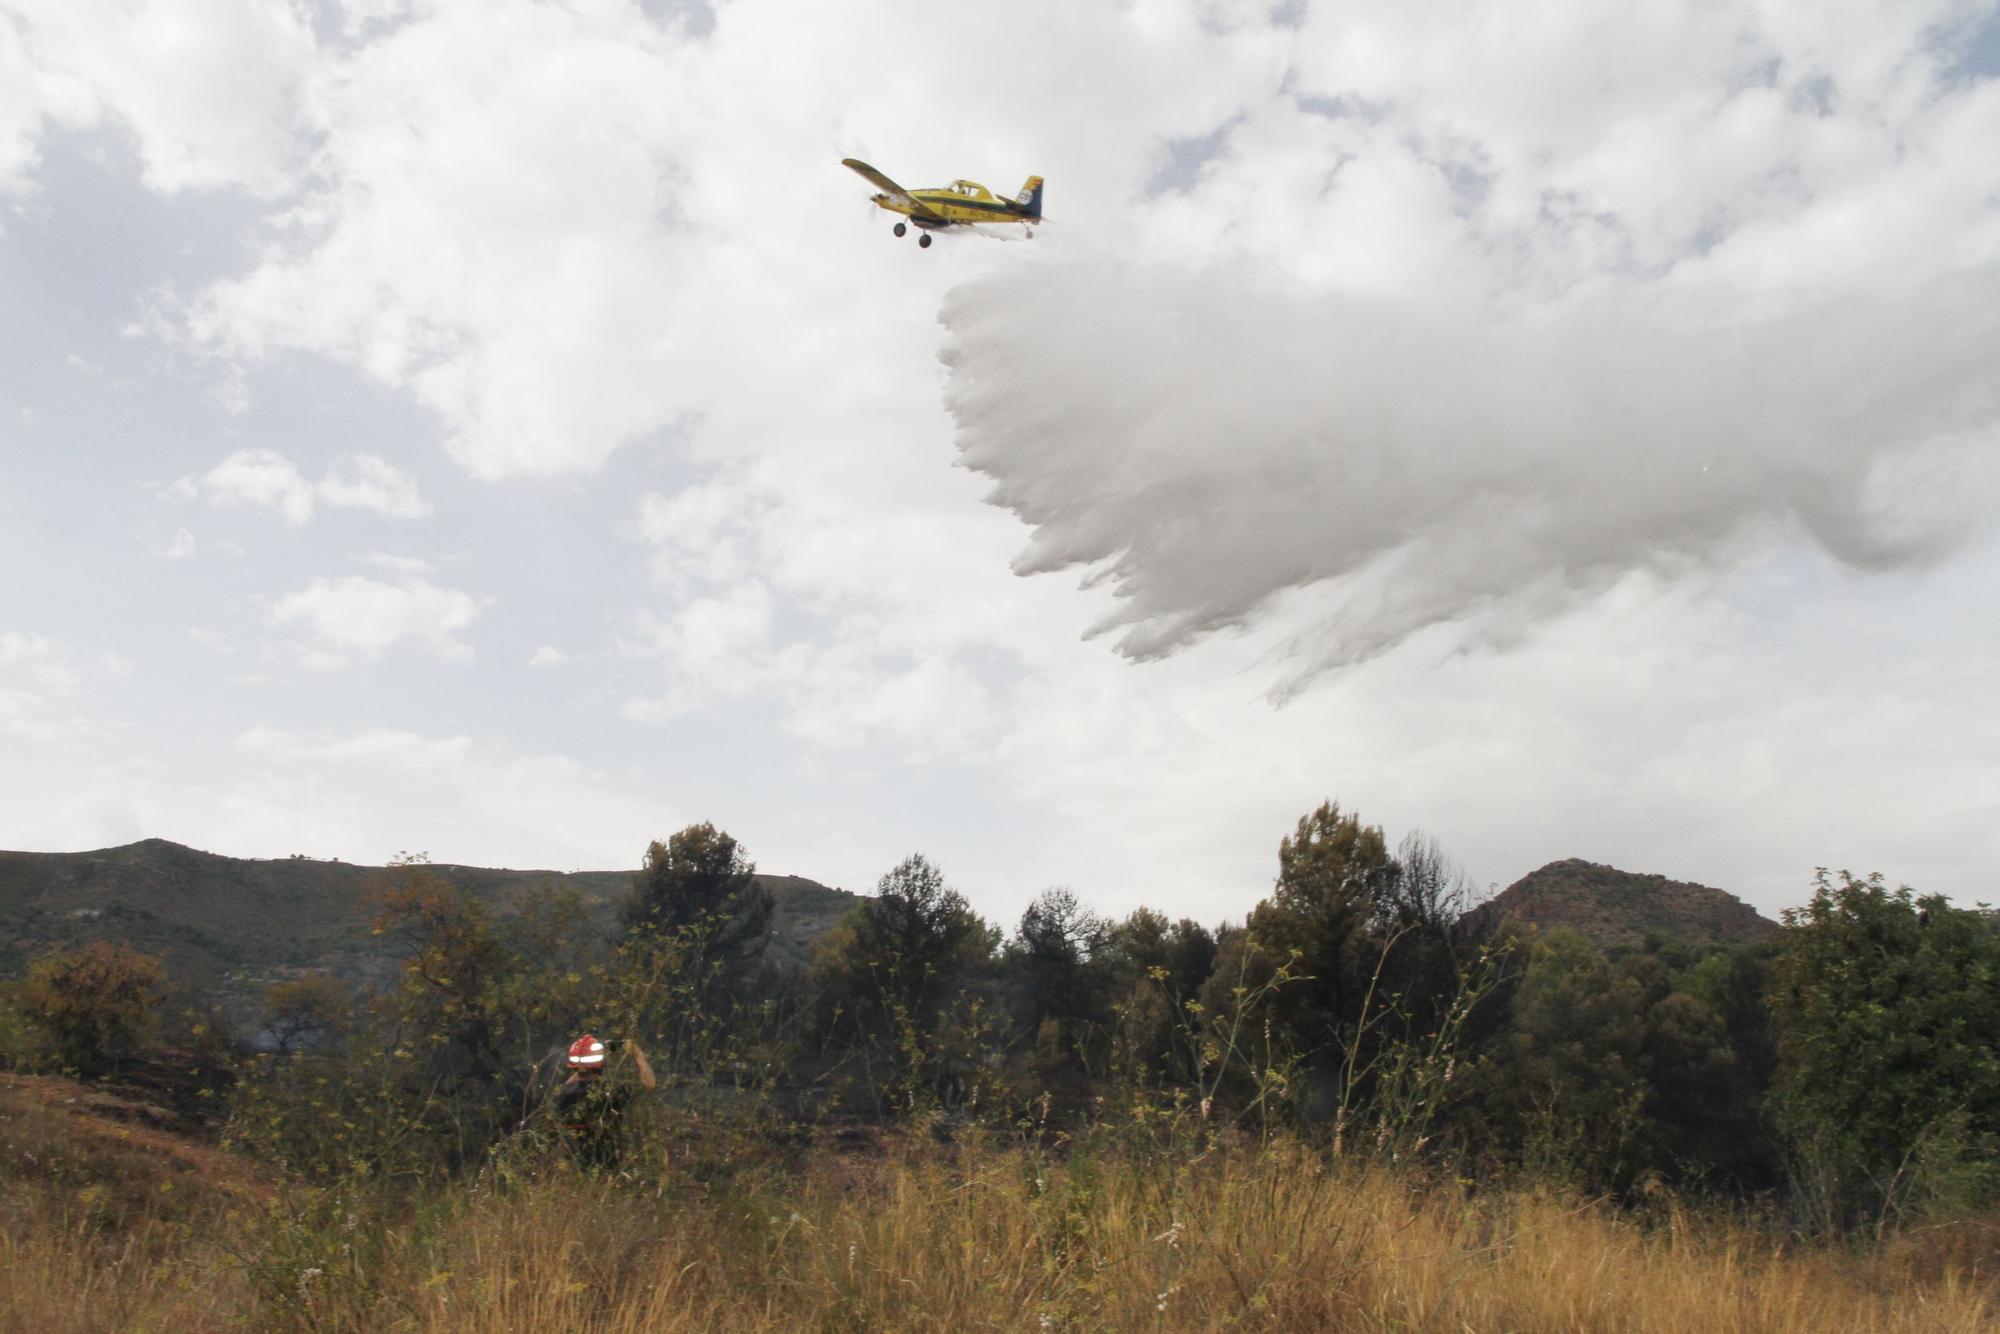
910,195 -> 1036,221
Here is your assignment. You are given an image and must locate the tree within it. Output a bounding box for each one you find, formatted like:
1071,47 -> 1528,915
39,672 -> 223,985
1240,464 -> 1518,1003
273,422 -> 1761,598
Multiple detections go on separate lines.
1639,986 -> 1747,1178
808,854 -> 999,1060
1770,870 -> 2000,1226
1210,801 -> 1399,1071
1104,908 -> 1219,997
259,972 -> 353,1055
619,823 -> 772,1003
1503,929 -> 1650,1188
24,940 -> 166,1073
229,858 -> 600,1184
856,855 -> 994,1015
1375,830 -> 1486,1043
369,855 -> 519,1085
1674,942 -> 1782,1185
1006,887 -> 1108,1068
1099,908 -> 1218,1083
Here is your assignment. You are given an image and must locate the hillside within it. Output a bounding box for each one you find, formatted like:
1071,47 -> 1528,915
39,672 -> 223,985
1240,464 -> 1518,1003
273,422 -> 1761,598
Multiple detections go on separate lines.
1468,858 -> 1781,949
0,838 -> 861,993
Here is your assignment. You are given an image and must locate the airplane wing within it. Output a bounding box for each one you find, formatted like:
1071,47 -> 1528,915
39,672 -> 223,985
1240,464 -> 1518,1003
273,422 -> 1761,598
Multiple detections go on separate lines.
842,158 -> 949,223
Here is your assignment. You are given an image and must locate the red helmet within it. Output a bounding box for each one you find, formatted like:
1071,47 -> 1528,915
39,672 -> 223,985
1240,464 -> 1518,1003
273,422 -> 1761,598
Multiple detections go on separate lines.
566,1034 -> 606,1071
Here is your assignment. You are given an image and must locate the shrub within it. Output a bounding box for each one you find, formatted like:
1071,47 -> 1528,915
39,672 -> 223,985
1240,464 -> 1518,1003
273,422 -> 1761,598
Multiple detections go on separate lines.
22,941 -> 167,1074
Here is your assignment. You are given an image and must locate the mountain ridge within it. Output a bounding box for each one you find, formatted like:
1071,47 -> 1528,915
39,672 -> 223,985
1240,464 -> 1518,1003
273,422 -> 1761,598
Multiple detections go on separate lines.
2,841 -> 1786,1005
1469,857 -> 1781,949
0,837 -> 860,990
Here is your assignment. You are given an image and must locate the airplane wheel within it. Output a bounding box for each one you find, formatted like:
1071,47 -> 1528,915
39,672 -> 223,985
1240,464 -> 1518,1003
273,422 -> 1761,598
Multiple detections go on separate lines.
1024,227 -> 1034,238
919,233 -> 932,248
893,222 -> 906,237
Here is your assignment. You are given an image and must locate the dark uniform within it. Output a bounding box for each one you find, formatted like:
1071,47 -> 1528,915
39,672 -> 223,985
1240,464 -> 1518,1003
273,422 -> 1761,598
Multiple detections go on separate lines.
553,1073 -> 633,1170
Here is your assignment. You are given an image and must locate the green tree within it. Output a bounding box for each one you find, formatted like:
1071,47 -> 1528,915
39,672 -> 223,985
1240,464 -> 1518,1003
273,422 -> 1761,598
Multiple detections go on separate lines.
1099,908 -> 1218,1083
229,858 -> 601,1183
1770,870 -> 2000,1227
1504,929 -> 1650,1189
259,972 -> 354,1055
369,856 -> 518,1084
1642,942 -> 1780,1189
619,823 -> 772,1004
825,855 -> 995,1022
807,854 -> 1000,1106
1006,887 -> 1108,1069
0,980 -> 45,1070
1211,801 -> 1397,1067
1639,988 -> 1741,1171
23,940 -> 166,1073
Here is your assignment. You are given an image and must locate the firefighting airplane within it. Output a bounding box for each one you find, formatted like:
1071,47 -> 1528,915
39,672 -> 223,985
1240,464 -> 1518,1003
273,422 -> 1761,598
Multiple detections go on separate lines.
842,158 -> 1044,247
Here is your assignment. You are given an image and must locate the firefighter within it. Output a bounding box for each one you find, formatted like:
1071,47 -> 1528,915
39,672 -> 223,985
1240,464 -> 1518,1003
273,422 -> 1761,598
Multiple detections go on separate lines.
551,1032 -> 656,1170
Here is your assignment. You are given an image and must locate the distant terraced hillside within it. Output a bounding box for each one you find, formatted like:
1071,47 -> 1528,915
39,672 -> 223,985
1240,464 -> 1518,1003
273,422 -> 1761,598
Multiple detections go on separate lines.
1468,858 -> 1781,949
0,838 -> 860,991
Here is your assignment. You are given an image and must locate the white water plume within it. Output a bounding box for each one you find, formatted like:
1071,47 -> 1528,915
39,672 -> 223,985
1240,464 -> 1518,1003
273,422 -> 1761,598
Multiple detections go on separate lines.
940,261 -> 2000,696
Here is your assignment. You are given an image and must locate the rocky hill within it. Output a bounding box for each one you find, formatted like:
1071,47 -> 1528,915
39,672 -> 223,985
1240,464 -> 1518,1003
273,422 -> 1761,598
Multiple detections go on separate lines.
0,838 -> 860,993
1467,858 -> 1781,949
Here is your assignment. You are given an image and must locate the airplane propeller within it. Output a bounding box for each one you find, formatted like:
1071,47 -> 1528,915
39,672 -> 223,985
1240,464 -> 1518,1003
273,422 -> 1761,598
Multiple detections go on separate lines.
863,196 -> 912,240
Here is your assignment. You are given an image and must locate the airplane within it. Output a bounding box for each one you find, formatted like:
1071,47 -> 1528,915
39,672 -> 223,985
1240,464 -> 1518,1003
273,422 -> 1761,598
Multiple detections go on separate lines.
842,158 -> 1044,248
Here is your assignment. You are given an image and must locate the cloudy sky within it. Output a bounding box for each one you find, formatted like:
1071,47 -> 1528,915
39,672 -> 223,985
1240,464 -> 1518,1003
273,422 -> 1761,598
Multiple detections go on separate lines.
3,0 -> 1997,928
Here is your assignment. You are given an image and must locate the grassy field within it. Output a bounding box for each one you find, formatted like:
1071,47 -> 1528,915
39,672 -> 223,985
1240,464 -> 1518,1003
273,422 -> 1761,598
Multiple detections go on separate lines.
4,1072 -> 1997,1332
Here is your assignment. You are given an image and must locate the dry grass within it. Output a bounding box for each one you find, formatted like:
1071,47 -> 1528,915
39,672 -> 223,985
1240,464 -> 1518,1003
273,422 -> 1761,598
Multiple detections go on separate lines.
4,1077 -> 1996,1332
289,1145 -> 2000,1332
0,1074 -> 264,1332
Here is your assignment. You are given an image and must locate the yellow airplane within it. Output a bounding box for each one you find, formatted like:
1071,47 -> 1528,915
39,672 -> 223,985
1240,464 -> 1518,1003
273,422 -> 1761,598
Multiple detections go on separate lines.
842,158 -> 1044,248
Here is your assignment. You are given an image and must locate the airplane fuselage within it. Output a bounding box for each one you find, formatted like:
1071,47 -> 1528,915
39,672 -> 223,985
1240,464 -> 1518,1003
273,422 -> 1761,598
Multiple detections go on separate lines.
869,190 -> 1036,229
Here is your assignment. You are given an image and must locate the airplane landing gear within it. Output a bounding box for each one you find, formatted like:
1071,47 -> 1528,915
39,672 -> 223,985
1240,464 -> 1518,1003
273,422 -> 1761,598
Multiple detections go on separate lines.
893,222 -> 906,237
918,233 -> 933,248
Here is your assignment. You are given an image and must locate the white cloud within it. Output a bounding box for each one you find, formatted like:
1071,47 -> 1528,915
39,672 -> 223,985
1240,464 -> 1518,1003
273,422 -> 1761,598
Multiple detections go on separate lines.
0,687 -> 64,742
0,7 -> 94,199
619,580 -> 774,719
201,447 -> 315,525
232,725 -> 670,870
0,630 -> 119,742
318,453 -> 433,519
134,524 -> 197,559
175,448 -> 431,525
0,630 -> 77,687
175,0 -> 700,478
146,0 -> 1290,482
269,573 -> 488,665
363,552 -> 437,575
2,0 -> 316,198
240,724 -> 473,773
151,474 -> 199,504
618,578 -> 1005,757
776,644 -> 999,757
527,644 -> 570,669
631,481 -> 763,590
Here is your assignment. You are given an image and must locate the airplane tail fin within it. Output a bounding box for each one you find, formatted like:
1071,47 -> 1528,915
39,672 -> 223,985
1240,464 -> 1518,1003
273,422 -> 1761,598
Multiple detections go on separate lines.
1015,176 -> 1045,218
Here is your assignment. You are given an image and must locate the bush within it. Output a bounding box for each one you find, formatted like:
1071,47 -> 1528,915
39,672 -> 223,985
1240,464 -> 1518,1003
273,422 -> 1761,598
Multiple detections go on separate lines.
22,941 -> 167,1074
0,981 -> 52,1071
